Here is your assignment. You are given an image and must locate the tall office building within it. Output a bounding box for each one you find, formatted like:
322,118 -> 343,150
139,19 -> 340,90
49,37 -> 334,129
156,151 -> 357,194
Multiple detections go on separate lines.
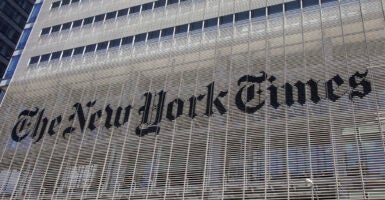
0,0 -> 35,96
1,0 -> 385,199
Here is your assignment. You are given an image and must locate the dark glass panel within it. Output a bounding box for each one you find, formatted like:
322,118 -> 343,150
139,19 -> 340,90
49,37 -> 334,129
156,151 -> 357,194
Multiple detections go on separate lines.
109,38 -> 121,48
268,4 -> 283,15
106,11 -> 117,20
41,27 -> 51,35
117,8 -> 129,17
121,36 -> 133,45
97,41 -> 108,50
220,14 -> 233,25
134,33 -> 147,43
175,24 -> 188,34
94,14 -> 105,23
73,46 -> 84,55
189,21 -> 202,31
51,51 -> 62,60
51,1 -> 61,8
251,7 -> 266,18
62,49 -> 73,57
30,56 -> 40,64
161,27 -> 174,37
148,30 -> 160,40
72,19 -> 83,28
85,44 -> 96,53
51,25 -> 61,32
235,11 -> 249,22
40,54 -> 50,62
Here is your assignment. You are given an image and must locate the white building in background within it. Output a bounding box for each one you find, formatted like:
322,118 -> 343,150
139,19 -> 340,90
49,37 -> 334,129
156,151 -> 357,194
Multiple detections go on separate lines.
1,0 -> 385,199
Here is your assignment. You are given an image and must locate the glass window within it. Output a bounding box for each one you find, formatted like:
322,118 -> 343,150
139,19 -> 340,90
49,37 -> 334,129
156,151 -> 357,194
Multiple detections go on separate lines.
204,18 -> 218,28
285,1 -> 300,12
148,30 -> 160,40
73,47 -> 84,55
167,0 -> 178,5
106,11 -> 117,20
17,28 -> 32,50
134,33 -> 147,43
220,14 -> 233,25
30,56 -> 40,64
40,54 -> 50,62
94,14 -> 105,23
1,2 -> 27,27
62,0 -> 71,5
62,49 -> 73,58
189,21 -> 202,31
130,5 -> 141,14
0,42 -> 11,58
142,2 -> 153,11
321,0 -> 337,3
28,2 -> 42,23
161,27 -> 174,37
51,25 -> 61,33
235,11 -> 249,22
121,36 -> 133,46
97,41 -> 108,51
117,8 -> 129,17
51,1 -> 61,9
41,27 -> 51,35
72,19 -> 82,28
72,0 -> 80,3
3,55 -> 20,78
268,4 -> 283,15
109,38 -> 121,48
175,24 -> 188,34
154,0 -> 166,8
83,17 -> 94,25
62,22 -> 72,30
303,0 -> 319,7
85,44 -> 96,53
51,51 -> 62,60
251,8 -> 266,18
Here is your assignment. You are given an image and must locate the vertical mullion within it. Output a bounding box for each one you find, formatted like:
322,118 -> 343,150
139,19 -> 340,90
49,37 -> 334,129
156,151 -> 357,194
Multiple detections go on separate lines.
111,72 -> 141,199
96,83 -> 126,198
283,1 -> 290,199
128,76 -> 153,199
300,0 -> 315,199
36,87 -> 74,199
200,0 -> 221,199
51,86 -> 87,199
19,86 -> 64,200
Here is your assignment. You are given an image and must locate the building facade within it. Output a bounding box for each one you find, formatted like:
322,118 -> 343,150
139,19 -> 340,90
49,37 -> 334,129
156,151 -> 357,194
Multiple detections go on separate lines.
1,0 -> 385,199
0,0 -> 37,100
0,0 -> 34,77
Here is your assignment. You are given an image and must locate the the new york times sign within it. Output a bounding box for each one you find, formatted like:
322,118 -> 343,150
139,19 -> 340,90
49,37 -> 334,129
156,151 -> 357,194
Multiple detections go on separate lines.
11,70 -> 371,143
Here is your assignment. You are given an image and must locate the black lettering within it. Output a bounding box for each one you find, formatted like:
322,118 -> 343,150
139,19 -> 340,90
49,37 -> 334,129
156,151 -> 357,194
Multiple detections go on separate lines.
63,101 -> 95,138
11,108 -> 39,142
48,115 -> 62,136
32,109 -> 49,143
136,91 -> 167,137
267,76 -> 280,109
88,110 -> 102,131
349,70 -> 371,100
104,105 -> 114,129
114,105 -> 131,128
205,82 -> 228,116
326,75 -> 344,102
167,98 -> 184,121
307,79 -> 321,104
235,72 -> 267,113
188,95 -> 205,118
